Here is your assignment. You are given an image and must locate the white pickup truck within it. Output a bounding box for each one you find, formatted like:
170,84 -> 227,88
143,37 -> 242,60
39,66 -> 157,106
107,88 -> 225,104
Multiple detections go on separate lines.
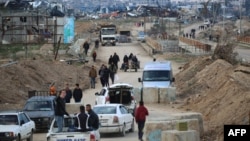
46,115 -> 100,141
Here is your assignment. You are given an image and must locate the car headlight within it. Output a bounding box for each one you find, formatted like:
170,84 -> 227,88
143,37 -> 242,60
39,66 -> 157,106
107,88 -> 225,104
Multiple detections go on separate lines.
5,132 -> 14,137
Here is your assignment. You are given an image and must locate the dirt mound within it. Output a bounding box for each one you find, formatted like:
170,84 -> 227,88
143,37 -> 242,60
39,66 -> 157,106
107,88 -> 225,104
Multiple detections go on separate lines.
0,58 -> 92,110
176,57 -> 250,140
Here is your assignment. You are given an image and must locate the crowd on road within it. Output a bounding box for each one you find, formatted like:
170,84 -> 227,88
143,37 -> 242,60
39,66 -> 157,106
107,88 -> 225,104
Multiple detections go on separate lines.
54,89 -> 99,133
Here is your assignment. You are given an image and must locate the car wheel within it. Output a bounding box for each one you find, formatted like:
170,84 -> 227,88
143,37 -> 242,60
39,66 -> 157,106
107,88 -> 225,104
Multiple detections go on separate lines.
120,124 -> 126,137
27,131 -> 33,141
129,120 -> 134,132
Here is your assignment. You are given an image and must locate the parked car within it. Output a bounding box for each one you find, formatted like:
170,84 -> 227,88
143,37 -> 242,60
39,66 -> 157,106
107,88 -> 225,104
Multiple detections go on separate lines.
95,83 -> 137,116
136,31 -> 146,42
23,96 -> 56,130
93,104 -> 134,136
0,110 -> 35,141
47,114 -> 100,141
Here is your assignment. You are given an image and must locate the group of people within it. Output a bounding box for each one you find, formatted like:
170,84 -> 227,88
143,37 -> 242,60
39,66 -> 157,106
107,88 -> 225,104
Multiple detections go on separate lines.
54,90 -> 99,133
83,40 -> 99,63
55,89 -> 149,141
120,53 -> 139,70
98,62 -> 117,87
50,83 -> 83,103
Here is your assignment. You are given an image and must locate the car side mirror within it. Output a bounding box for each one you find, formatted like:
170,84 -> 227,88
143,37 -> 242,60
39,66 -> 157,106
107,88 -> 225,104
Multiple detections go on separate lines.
138,78 -> 141,82
95,92 -> 99,96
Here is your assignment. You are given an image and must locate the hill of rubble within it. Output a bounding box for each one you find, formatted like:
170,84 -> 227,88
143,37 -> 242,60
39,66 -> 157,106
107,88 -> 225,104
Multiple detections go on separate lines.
175,56 -> 250,140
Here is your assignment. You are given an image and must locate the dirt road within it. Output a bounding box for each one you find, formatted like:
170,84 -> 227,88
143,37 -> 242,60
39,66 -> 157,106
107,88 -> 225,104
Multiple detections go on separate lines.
34,41 -> 184,141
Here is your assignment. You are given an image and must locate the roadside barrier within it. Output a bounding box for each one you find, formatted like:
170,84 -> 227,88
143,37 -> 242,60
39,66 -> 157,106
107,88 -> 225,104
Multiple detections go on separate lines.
145,37 -> 163,53
179,37 -> 211,52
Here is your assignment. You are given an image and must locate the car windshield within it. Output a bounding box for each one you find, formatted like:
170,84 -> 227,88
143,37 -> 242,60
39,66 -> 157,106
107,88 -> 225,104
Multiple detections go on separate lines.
24,101 -> 52,111
93,106 -> 117,114
0,115 -> 18,125
143,70 -> 170,81
101,28 -> 116,35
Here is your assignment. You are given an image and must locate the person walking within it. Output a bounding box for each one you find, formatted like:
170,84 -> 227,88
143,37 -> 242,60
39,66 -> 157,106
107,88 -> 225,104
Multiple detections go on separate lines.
95,39 -> 99,49
65,83 -> 72,103
74,105 -> 88,131
83,41 -> 89,55
109,62 -> 117,84
135,101 -> 149,141
89,65 -> 97,89
92,51 -> 97,62
98,64 -> 105,87
86,104 -> 99,130
112,52 -> 120,68
108,55 -> 113,65
55,90 -> 70,132
103,65 -> 110,87
73,83 -> 83,103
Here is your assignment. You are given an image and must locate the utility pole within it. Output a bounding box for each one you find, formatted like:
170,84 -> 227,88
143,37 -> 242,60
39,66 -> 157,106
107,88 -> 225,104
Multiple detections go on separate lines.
239,0 -> 242,36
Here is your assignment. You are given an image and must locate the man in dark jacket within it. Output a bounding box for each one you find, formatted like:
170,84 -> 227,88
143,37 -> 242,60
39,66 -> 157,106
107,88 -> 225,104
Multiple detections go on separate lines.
98,64 -> 105,87
83,41 -> 89,55
109,62 -> 117,84
135,101 -> 149,141
73,83 -> 83,103
55,90 -> 69,132
108,55 -> 113,65
86,104 -> 99,130
65,83 -> 72,103
103,65 -> 110,87
112,52 -> 120,68
75,105 -> 88,131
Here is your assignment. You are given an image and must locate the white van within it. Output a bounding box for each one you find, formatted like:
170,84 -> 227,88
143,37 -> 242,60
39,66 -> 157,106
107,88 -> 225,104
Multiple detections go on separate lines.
138,61 -> 175,88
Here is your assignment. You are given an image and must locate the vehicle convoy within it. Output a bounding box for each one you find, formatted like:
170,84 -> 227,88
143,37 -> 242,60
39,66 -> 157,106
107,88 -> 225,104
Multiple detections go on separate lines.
46,115 -> 100,141
93,104 -> 134,136
138,61 -> 175,88
95,83 -> 137,116
99,24 -> 117,46
0,110 -> 35,141
23,95 -> 56,130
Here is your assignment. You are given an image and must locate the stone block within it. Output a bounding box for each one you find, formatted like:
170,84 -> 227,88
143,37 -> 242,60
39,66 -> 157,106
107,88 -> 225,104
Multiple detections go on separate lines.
172,113 -> 204,136
146,121 -> 175,141
161,130 -> 200,141
145,119 -> 200,141
142,88 -> 158,103
141,88 -> 176,103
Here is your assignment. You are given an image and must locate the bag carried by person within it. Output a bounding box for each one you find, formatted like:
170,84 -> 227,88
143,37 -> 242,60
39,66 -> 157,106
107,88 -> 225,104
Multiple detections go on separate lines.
115,74 -> 119,81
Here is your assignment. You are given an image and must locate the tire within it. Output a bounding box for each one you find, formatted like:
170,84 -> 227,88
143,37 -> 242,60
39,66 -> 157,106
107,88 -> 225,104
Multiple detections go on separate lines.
120,124 -> 126,137
129,120 -> 134,132
27,131 -> 33,141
